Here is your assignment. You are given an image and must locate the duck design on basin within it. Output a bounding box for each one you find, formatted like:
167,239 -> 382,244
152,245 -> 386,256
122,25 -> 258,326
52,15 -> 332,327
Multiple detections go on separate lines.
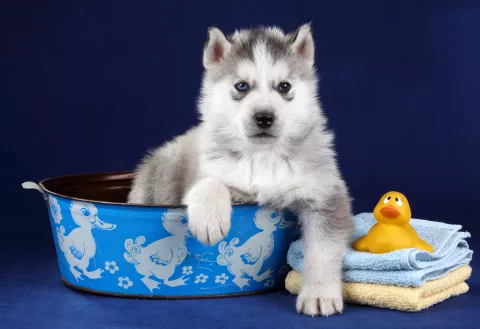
217,207 -> 295,289
57,201 -> 116,281
124,209 -> 191,292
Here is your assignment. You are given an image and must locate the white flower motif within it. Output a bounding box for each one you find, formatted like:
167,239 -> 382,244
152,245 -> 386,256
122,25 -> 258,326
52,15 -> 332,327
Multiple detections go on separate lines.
264,279 -> 275,288
118,277 -> 133,289
194,273 -> 209,284
182,266 -> 193,275
215,273 -> 229,285
48,196 -> 62,224
57,225 -> 65,235
105,261 -> 119,274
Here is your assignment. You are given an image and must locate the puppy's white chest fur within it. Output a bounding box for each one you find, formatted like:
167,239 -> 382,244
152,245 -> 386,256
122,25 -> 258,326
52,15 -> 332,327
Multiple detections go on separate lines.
203,151 -> 303,203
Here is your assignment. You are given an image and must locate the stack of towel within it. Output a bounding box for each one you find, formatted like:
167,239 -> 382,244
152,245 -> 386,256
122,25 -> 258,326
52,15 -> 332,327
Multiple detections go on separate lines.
285,213 -> 473,312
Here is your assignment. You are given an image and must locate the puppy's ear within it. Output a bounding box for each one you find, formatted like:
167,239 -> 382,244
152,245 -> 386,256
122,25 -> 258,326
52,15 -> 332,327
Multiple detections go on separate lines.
203,27 -> 231,69
289,23 -> 315,66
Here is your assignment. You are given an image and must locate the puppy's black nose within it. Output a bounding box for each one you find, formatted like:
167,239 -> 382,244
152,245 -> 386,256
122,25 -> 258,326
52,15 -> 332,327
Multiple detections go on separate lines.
255,112 -> 275,129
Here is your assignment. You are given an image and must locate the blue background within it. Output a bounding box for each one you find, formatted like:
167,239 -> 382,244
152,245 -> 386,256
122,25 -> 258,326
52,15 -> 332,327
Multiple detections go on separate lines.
2,0 -> 479,328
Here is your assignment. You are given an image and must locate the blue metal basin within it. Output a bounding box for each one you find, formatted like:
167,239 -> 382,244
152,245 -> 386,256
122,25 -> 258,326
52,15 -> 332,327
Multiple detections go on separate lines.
23,172 -> 299,298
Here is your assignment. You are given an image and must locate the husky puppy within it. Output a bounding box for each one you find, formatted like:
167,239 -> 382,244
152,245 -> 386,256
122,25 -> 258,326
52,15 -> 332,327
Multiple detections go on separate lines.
128,23 -> 353,316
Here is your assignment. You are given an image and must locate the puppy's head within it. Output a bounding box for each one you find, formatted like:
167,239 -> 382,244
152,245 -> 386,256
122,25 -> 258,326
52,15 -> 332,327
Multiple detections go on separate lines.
198,24 -> 324,152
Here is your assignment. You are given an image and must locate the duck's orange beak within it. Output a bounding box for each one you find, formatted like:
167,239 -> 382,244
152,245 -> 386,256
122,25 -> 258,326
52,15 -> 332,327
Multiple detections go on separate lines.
380,205 -> 401,219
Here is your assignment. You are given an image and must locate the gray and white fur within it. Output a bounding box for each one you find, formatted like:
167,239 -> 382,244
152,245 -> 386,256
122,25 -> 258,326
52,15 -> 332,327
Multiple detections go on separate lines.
128,23 -> 353,316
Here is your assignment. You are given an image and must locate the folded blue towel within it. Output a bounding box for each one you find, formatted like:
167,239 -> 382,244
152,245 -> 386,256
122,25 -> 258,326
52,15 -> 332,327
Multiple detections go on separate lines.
287,213 -> 473,287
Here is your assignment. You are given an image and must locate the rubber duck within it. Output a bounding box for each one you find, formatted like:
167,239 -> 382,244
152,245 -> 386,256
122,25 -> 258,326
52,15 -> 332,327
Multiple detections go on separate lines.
353,191 -> 434,254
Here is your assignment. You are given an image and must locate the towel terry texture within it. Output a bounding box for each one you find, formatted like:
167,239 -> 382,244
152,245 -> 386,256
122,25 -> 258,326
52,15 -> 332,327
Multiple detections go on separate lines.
287,213 -> 473,287
285,265 -> 472,312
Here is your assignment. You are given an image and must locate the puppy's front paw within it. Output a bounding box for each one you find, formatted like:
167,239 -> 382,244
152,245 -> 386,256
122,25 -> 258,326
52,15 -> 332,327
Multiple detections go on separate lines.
296,284 -> 343,316
187,201 -> 231,245
185,178 -> 232,246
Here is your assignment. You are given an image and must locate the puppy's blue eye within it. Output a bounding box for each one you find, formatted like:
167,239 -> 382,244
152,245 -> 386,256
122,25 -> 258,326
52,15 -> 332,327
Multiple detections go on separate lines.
278,82 -> 291,94
235,81 -> 249,92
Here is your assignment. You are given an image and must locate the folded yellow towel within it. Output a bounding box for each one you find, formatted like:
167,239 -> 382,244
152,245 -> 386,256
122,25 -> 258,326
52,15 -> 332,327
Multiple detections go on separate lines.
285,265 -> 471,312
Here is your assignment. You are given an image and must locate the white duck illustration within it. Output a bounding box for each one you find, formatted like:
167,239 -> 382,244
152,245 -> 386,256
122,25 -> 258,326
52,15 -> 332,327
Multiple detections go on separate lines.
217,207 -> 295,289
124,209 -> 191,292
56,201 -> 116,281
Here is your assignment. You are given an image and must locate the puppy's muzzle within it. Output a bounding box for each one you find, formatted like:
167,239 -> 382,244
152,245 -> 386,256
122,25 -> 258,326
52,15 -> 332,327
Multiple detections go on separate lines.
254,111 -> 275,129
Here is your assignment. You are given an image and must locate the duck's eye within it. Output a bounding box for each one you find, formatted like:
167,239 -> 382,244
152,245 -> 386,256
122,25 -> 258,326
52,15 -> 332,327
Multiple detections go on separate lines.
383,196 -> 391,204
395,197 -> 403,206
179,216 -> 188,225
234,81 -> 249,92
80,208 -> 91,217
278,81 -> 291,94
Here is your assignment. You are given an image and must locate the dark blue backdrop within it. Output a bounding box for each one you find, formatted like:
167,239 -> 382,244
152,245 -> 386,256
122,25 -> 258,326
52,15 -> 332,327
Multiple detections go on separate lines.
2,1 -> 479,328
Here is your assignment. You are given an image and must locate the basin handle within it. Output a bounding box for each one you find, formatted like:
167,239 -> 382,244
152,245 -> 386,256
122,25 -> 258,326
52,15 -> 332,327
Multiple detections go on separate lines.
22,181 -> 47,200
